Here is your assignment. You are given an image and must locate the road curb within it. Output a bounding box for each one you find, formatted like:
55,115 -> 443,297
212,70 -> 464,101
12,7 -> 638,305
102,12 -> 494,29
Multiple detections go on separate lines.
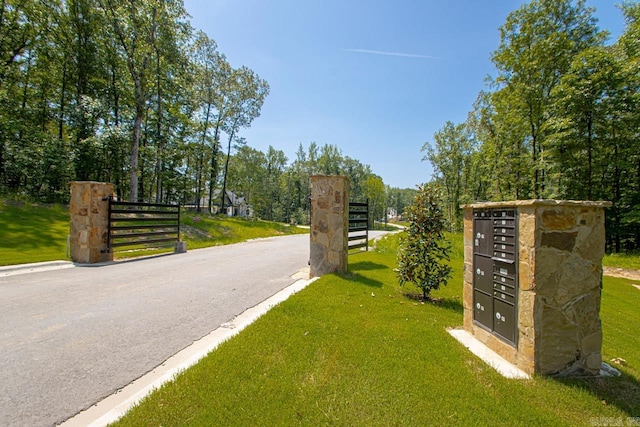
60,273 -> 319,427
0,261 -> 75,277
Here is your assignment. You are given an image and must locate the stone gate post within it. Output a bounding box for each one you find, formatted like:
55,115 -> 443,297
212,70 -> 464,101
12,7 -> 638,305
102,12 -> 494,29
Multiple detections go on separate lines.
309,175 -> 350,278
69,181 -> 114,264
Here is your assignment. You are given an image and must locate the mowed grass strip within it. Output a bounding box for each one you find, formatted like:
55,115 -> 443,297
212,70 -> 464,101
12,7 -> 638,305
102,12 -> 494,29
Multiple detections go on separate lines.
181,215 -> 308,250
0,198 -> 307,265
0,200 -> 70,265
115,233 -> 639,426
603,252 -> 640,270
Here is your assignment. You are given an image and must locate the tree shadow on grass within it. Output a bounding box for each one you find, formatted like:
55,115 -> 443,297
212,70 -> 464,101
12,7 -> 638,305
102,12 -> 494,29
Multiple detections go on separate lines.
403,291 -> 464,314
553,369 -> 640,418
349,261 -> 387,272
339,261 -> 386,288
339,272 -> 384,288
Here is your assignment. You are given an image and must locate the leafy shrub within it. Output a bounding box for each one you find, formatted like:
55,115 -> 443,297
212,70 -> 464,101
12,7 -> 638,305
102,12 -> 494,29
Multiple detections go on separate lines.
396,184 -> 452,299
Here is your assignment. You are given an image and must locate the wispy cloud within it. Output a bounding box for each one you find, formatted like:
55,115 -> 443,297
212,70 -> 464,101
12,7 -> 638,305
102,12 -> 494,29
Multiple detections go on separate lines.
341,48 -> 439,59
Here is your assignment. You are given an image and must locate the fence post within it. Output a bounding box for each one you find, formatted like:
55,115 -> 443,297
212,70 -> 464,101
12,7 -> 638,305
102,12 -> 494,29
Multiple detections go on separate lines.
69,181 -> 114,264
309,175 -> 350,278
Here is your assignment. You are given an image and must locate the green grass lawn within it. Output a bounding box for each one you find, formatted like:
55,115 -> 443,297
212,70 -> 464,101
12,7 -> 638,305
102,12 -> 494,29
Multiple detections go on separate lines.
603,252 -> 640,270
181,214 -> 307,250
0,199 -> 71,265
115,233 -> 640,426
0,198 -> 307,266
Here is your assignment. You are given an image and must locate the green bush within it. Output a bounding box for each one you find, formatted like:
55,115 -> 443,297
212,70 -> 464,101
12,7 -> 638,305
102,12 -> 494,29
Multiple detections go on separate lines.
396,183 -> 452,299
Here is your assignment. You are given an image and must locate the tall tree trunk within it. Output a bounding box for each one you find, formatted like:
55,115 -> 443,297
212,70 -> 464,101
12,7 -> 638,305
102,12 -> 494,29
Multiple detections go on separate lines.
207,121 -> 221,213
195,103 -> 211,212
58,62 -> 67,140
586,112 -> 593,200
529,109 -> 539,199
155,54 -> 163,203
130,85 -> 142,201
220,123 -> 237,214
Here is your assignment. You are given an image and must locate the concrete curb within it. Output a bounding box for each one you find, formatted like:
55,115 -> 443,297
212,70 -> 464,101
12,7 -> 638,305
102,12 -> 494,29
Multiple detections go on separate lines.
60,273 -> 319,427
448,328 -> 530,379
0,261 -> 75,277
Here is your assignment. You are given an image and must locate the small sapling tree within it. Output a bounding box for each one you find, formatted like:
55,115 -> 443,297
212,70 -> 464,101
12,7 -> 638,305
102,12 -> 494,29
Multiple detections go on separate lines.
397,183 -> 452,300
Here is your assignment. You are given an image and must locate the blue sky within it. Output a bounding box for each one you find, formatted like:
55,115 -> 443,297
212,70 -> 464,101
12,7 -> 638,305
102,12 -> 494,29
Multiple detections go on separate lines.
183,0 -> 627,189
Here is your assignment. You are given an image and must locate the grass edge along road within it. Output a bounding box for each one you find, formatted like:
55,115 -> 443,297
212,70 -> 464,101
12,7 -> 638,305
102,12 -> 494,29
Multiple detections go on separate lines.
115,233 -> 640,426
0,198 -> 307,266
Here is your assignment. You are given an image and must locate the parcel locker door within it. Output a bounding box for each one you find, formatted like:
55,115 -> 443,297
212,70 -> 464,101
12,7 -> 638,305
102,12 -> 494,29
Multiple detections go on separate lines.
473,210 -> 493,256
474,255 -> 493,294
473,290 -> 493,330
493,299 -> 516,344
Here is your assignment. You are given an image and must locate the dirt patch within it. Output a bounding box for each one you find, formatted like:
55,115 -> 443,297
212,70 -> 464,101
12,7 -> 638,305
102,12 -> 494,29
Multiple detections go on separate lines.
603,266 -> 640,282
181,224 -> 211,240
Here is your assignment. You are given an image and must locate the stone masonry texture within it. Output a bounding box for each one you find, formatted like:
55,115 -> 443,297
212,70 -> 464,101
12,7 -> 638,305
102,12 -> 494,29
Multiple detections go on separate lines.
309,175 -> 349,278
70,181 -> 114,264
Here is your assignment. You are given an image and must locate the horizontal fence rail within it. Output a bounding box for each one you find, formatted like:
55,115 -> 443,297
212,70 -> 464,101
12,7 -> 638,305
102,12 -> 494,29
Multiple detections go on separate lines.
348,200 -> 369,253
105,198 -> 180,254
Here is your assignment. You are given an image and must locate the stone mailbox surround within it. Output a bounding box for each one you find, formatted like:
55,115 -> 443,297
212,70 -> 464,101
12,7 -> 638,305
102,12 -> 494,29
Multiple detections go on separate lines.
462,200 -> 611,376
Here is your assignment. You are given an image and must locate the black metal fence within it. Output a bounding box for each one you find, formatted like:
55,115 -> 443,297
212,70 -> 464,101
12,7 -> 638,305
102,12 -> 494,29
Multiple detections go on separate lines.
105,197 -> 180,254
348,200 -> 369,252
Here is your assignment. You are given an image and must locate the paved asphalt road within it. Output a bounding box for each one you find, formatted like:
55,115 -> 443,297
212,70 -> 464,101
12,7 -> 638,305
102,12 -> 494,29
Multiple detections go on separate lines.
0,234 -> 311,427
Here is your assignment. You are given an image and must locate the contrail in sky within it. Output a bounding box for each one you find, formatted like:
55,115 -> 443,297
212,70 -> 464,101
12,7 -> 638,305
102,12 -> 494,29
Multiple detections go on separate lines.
342,48 -> 439,59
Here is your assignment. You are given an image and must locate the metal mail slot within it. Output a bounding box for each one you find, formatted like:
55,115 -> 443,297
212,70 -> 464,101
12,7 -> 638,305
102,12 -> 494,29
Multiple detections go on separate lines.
494,234 -> 516,245
493,242 -> 515,252
493,261 -> 515,278
493,299 -> 516,344
494,290 -> 515,305
474,290 -> 493,330
493,228 -> 516,238
474,210 -> 491,218
493,218 -> 515,227
493,282 -> 515,295
493,250 -> 516,262
474,255 -> 493,294
493,209 -> 515,218
493,273 -> 515,287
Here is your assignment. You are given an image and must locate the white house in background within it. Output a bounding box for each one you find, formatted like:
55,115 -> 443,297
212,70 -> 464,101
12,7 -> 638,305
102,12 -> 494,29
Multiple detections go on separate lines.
187,190 -> 253,217
212,189 -> 253,217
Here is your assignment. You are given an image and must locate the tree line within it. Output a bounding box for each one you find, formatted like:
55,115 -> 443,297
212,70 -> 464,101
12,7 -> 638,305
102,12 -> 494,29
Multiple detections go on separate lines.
0,0 -> 268,207
0,0 -> 416,224
224,141 -> 417,225
424,0 -> 640,252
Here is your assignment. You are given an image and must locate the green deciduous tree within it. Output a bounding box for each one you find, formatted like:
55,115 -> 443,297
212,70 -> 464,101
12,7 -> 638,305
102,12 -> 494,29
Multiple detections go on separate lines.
422,121 -> 473,231
491,0 -> 605,198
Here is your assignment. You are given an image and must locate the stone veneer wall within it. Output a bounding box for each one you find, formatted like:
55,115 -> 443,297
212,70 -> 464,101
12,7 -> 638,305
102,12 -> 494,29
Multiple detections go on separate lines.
462,200 -> 611,376
309,175 -> 350,278
70,181 -> 114,264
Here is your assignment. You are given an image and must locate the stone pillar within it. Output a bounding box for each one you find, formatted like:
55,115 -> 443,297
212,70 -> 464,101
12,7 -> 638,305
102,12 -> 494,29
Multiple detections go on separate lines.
69,181 -> 114,264
462,200 -> 611,376
309,175 -> 350,278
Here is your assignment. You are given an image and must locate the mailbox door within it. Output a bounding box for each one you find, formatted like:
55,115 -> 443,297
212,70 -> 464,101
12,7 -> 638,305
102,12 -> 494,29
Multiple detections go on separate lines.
474,255 -> 493,294
474,290 -> 493,330
493,299 -> 516,344
473,210 -> 493,256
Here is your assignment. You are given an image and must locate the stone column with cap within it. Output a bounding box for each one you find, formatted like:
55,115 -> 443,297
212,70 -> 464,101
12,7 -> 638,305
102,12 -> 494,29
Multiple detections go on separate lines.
69,181 -> 114,264
309,175 -> 349,278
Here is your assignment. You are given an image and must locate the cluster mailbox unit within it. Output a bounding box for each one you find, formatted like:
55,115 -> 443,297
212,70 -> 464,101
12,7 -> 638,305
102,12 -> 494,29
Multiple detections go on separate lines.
462,200 -> 611,376
473,208 -> 518,345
